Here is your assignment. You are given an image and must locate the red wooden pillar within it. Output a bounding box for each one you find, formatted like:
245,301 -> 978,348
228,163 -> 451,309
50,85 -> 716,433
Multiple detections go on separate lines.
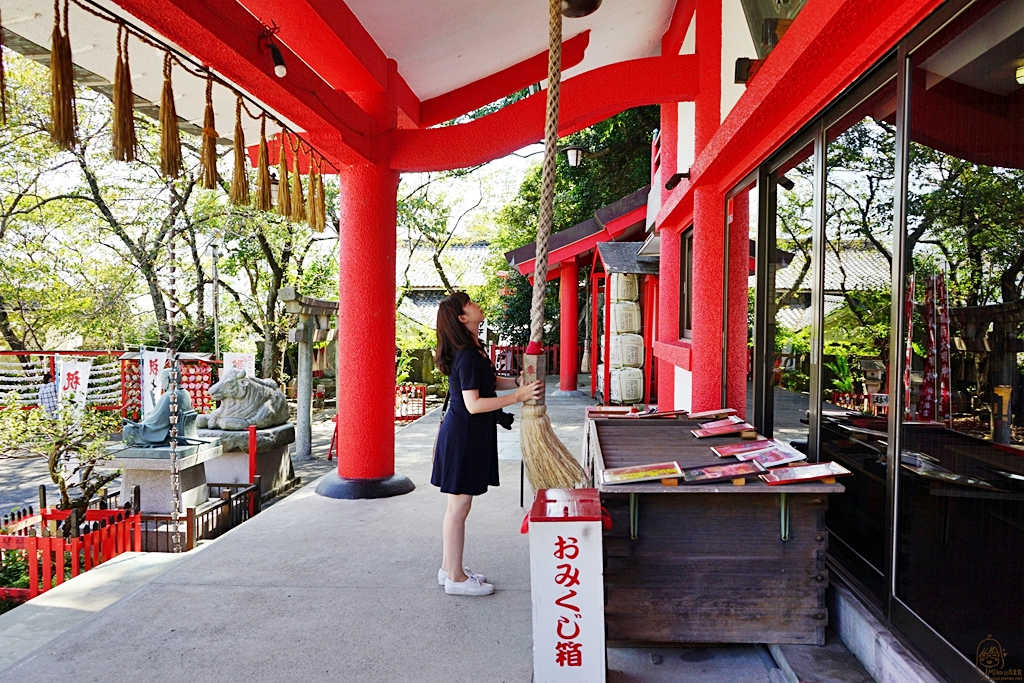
691,185 -> 725,412
657,229 -> 680,410
554,259 -> 584,396
316,159 -> 414,499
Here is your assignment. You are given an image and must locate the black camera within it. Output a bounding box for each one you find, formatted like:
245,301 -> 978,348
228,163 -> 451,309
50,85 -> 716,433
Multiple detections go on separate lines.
496,410 -> 514,430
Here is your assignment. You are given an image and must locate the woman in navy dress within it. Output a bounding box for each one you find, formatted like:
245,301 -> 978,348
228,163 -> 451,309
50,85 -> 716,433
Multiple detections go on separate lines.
432,292 -> 543,596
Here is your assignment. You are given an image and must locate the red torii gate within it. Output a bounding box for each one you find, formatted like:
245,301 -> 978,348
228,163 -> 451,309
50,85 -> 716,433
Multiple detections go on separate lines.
109,0 -> 701,498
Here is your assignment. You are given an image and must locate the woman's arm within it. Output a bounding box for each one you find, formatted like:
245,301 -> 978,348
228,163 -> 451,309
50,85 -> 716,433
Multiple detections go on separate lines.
495,374 -> 521,391
462,380 -> 544,414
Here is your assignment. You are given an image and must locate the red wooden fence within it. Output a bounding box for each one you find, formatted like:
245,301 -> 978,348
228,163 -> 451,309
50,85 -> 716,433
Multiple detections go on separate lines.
0,508 -> 141,601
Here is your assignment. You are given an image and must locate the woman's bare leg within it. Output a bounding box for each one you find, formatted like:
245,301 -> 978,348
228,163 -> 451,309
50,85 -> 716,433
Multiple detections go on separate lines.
442,494 -> 473,583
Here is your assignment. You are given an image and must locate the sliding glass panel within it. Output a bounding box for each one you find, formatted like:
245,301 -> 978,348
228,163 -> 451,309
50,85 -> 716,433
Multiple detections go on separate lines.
818,80 -> 898,605
768,143 -> 815,447
897,0 -> 1024,673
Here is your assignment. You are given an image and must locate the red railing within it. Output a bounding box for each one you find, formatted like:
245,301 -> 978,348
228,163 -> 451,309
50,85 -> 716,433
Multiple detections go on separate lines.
490,344 -> 561,377
396,384 -> 427,421
0,507 -> 141,601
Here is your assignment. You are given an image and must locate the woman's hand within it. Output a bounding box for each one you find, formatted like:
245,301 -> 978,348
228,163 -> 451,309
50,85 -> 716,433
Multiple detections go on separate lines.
514,379 -> 545,404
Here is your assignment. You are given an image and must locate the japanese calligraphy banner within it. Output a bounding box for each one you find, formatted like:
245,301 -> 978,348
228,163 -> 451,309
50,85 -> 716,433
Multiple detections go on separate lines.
140,350 -> 168,417
222,352 -> 256,379
903,274 -> 915,419
936,272 -> 952,426
57,359 -> 92,410
918,276 -> 938,422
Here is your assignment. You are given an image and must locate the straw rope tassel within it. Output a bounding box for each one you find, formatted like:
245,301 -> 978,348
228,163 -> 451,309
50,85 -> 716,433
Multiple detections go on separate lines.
0,10 -> 9,127
289,138 -> 306,224
276,129 -> 291,217
200,75 -> 218,189
159,52 -> 182,178
255,114 -> 272,211
50,0 -> 76,150
229,96 -> 249,205
519,0 -> 584,492
112,25 -> 137,162
309,156 -> 325,232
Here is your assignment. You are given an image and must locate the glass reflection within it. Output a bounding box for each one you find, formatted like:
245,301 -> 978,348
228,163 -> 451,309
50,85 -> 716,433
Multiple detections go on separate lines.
819,80 -> 897,605
897,0 -> 1024,672
769,144 -> 814,447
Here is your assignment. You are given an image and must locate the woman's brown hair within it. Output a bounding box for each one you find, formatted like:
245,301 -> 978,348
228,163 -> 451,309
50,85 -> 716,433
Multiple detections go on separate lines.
435,292 -> 480,375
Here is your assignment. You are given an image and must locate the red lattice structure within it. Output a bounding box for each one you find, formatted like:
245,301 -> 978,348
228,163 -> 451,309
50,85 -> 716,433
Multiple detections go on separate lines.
395,384 -> 427,422
120,357 -> 216,421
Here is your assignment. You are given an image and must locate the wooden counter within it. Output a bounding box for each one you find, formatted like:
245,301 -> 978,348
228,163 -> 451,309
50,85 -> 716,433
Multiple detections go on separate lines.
586,418 -> 844,646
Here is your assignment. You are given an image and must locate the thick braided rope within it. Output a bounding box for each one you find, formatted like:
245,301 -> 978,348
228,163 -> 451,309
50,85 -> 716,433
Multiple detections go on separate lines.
528,0 -> 562,345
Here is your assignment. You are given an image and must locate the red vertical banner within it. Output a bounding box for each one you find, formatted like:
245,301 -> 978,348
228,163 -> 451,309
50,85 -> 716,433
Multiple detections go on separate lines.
918,276 -> 938,422
936,271 -> 952,426
904,274 -> 915,419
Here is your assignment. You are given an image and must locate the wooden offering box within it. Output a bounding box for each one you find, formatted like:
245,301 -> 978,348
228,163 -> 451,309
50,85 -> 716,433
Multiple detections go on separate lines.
586,418 -> 845,646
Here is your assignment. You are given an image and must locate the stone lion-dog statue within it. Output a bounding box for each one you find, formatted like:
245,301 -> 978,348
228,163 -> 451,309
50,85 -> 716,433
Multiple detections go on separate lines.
196,369 -> 290,431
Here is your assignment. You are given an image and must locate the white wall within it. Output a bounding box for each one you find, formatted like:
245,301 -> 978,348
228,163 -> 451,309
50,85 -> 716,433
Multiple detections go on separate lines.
721,0 -> 757,122
674,366 -> 692,412
676,13 -> 696,174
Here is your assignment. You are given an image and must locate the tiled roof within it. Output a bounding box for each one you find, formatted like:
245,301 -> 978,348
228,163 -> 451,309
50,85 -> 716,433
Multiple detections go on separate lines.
773,244 -> 890,292
775,295 -> 846,331
396,242 -> 490,290
398,291 -> 445,329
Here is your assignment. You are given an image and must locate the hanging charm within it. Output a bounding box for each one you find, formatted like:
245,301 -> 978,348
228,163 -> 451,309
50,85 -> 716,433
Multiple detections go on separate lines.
229,96 -> 250,206
289,138 -> 306,224
112,24 -> 137,162
0,10 -> 9,127
200,74 -> 218,189
276,129 -> 291,217
159,52 -> 182,178
308,156 -> 326,232
255,114 -> 272,211
50,0 -> 77,150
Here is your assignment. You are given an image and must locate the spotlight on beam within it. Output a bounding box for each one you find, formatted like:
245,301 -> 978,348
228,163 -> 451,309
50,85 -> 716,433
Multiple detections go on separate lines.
561,0 -> 602,18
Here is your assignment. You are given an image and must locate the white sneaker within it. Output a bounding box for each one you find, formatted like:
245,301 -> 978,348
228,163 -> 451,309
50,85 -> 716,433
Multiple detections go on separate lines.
445,574 -> 495,596
438,568 -> 487,586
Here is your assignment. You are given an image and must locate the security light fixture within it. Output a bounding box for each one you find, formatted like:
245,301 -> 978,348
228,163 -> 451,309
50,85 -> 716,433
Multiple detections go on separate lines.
270,43 -> 287,78
564,145 -> 585,167
778,174 -> 795,191
561,0 -> 602,18
665,172 -> 689,190
1017,65 -> 1024,86
260,22 -> 287,78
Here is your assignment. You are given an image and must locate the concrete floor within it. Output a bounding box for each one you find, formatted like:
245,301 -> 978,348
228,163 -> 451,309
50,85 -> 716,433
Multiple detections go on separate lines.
0,376 -> 874,683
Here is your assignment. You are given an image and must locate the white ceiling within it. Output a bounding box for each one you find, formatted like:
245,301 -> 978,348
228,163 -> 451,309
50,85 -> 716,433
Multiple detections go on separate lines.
0,0 -> 297,146
0,0 -> 676,143
346,0 -> 677,100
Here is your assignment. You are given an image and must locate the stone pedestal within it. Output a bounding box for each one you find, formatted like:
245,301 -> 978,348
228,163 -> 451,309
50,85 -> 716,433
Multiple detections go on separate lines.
105,441 -> 223,514
199,423 -> 296,496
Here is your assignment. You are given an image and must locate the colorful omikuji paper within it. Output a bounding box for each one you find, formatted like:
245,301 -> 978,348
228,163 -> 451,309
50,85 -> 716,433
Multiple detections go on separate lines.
936,272 -> 952,426
904,274 -> 915,418
601,461 -> 683,485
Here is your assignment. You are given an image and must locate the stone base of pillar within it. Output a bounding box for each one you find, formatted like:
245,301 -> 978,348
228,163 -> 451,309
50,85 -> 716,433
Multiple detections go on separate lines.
315,472 -> 415,499
551,389 -> 586,398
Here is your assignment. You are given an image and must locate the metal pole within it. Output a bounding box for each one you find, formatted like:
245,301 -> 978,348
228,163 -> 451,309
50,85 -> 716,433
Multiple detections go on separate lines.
212,241 -> 220,361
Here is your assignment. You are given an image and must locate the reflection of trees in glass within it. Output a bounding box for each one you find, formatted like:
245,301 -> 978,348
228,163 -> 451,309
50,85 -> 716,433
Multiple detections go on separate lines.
908,144 -> 1024,441
775,159 -> 814,309
824,119 -> 896,359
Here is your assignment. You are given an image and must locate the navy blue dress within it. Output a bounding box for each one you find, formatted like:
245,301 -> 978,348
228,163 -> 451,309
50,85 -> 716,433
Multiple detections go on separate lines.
431,348 -> 500,495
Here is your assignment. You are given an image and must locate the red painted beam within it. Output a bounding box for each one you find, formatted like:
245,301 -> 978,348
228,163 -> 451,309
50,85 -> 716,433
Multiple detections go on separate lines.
602,205 -> 647,238
238,0 -> 385,92
658,0 -> 944,228
419,31 -> 591,128
112,0 -> 376,165
391,55 -> 698,172
662,0 -> 696,55
513,206 -> 645,278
